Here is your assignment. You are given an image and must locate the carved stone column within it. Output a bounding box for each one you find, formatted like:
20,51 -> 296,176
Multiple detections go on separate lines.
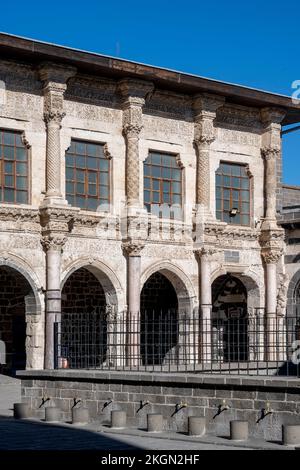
261,107 -> 286,226
193,94 -> 225,218
39,63 -> 76,205
262,250 -> 282,361
195,247 -> 216,362
123,241 -> 144,367
41,234 -> 67,369
118,79 -> 154,210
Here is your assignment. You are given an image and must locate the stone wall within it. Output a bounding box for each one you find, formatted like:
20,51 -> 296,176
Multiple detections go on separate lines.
282,185 -> 300,208
18,370 -> 300,441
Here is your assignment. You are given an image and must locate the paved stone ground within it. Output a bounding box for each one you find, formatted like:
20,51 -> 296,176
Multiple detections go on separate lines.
0,375 -> 292,451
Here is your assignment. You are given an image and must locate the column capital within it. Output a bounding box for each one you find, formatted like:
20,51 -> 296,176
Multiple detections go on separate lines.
260,107 -> 286,126
118,78 -> 154,106
193,93 -> 225,147
261,249 -> 282,264
261,146 -> 280,160
195,246 -> 218,261
38,62 -> 77,87
122,241 -> 145,257
41,234 -> 67,252
122,123 -> 143,139
193,93 -> 225,117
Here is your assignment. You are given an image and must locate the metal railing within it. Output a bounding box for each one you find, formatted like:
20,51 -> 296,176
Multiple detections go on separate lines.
54,309 -> 300,376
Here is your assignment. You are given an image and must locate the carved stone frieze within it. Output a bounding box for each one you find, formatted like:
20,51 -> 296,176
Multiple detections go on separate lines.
216,104 -> 262,129
0,206 -> 39,223
0,234 -> 41,250
65,75 -> 117,105
144,90 -> 192,119
0,60 -> 42,93
217,127 -> 261,147
203,223 -> 260,245
143,115 -> 193,142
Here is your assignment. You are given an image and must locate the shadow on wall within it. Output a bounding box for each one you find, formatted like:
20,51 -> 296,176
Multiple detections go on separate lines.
0,415 -> 139,451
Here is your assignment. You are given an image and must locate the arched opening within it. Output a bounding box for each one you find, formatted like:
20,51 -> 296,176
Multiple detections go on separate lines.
212,274 -> 248,362
140,272 -> 178,365
61,267 -> 108,368
0,266 -> 33,375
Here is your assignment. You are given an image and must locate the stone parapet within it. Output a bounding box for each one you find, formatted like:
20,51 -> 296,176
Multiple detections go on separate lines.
17,370 -> 300,441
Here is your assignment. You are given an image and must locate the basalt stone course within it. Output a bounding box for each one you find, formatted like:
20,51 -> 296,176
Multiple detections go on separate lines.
18,371 -> 300,440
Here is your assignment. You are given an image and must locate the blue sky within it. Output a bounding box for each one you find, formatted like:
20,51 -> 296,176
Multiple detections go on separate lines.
0,0 -> 299,185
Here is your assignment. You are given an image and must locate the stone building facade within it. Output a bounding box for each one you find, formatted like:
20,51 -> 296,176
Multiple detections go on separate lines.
0,33 -> 300,373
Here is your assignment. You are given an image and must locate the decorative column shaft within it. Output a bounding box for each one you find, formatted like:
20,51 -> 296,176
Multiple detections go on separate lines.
39,63 -> 76,205
119,79 -> 154,209
123,242 -> 144,367
261,107 -> 286,222
262,250 -> 282,361
44,112 -> 65,199
195,248 -> 215,362
41,235 -> 67,369
193,94 -> 225,212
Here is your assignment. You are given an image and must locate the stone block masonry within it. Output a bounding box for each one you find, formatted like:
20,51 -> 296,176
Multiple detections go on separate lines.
17,370 -> 300,441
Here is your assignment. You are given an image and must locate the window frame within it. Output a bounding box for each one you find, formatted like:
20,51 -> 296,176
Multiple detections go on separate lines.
215,161 -> 252,227
65,139 -> 111,212
143,150 -> 183,219
0,129 -> 29,205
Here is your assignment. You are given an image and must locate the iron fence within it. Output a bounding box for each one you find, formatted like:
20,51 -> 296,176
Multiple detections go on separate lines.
54,309 -> 300,376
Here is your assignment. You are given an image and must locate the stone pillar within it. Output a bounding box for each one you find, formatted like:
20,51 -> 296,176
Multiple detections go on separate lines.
39,63 -> 76,205
260,107 -> 286,225
123,241 -> 144,367
195,248 -> 215,363
41,234 -> 67,369
193,94 -> 225,223
118,79 -> 154,210
260,108 -> 286,362
262,250 -> 282,361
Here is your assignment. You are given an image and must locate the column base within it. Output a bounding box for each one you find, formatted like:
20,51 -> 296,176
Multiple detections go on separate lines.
41,196 -> 70,208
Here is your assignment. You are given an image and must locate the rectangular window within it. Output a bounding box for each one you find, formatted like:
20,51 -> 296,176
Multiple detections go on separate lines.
65,140 -> 110,211
216,162 -> 251,226
144,151 -> 182,219
0,130 -> 28,204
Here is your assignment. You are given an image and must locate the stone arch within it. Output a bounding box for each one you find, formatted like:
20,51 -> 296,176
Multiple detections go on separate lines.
287,269 -> 300,317
0,256 -> 44,372
61,258 -> 124,313
0,256 -> 42,316
141,261 -> 196,315
211,266 -> 262,314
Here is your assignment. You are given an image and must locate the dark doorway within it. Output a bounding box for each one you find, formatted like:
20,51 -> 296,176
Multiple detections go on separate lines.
212,274 -> 248,362
140,272 -> 178,365
61,268 -> 107,368
0,266 -> 29,375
